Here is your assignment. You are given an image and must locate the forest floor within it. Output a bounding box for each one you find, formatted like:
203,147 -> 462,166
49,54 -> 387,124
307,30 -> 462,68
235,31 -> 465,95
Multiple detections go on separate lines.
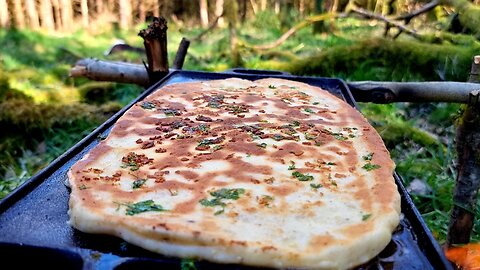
0,12 -> 478,244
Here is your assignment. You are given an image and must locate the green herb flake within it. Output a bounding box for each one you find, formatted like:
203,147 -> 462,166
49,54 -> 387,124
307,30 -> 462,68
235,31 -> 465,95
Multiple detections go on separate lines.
312,102 -> 320,105
292,171 -> 314,181
124,200 -> 166,216
180,258 -> 198,270
292,120 -> 301,127
304,133 -> 316,140
199,198 -> 226,207
333,134 -> 348,140
212,145 -> 223,152
288,162 -> 296,170
211,188 -> 245,200
214,209 -> 225,215
362,214 -> 372,221
304,108 -> 315,114
326,162 -> 336,166
310,183 -> 323,189
140,101 -> 156,110
268,85 -> 277,89
363,153 -> 374,161
132,179 -> 147,189
362,163 -> 381,171
79,184 -> 88,190
256,142 -> 267,148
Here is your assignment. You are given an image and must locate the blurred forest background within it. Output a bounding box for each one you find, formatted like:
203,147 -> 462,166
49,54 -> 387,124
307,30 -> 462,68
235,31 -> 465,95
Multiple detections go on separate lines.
0,0 -> 479,245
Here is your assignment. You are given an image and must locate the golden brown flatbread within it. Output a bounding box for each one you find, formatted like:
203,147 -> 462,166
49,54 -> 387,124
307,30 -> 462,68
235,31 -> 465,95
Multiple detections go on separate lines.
67,78 -> 401,269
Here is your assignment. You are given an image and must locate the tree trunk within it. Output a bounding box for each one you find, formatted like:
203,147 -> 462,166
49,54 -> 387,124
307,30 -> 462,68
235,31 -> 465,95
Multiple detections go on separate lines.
137,0 -> 146,24
119,0 -> 132,29
60,0 -> 73,28
151,0 -> 159,18
313,0 -> 327,33
95,0 -> 104,13
81,0 -> 89,28
260,0 -> 267,11
215,0 -> 225,27
12,0 -> 25,29
25,0 -> 40,29
0,0 -> 9,28
138,17 -> 169,85
224,0 -> 242,66
40,0 -> 55,30
200,0 -> 209,28
274,0 -> 280,14
51,0 -> 63,30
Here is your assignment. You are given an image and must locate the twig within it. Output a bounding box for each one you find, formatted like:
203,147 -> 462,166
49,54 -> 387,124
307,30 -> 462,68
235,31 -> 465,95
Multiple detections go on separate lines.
172,38 -> 191,70
192,12 -> 224,42
249,13 -> 338,51
396,0 -> 440,24
350,7 -> 419,39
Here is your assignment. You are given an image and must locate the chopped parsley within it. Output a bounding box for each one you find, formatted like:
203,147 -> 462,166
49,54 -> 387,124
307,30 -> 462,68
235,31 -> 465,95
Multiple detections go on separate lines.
292,171 -> 314,181
326,162 -> 336,166
140,101 -> 156,110
304,108 -> 315,113
256,142 -> 267,148
304,133 -> 316,140
362,213 -> 372,221
310,183 -> 323,189
363,153 -> 374,161
79,184 -> 88,190
199,188 -> 246,213
268,85 -> 276,89
180,258 -> 197,270
312,102 -> 320,105
132,179 -> 147,189
362,163 -> 381,171
333,134 -> 348,140
122,200 -> 166,216
291,120 -> 301,127
288,162 -> 296,170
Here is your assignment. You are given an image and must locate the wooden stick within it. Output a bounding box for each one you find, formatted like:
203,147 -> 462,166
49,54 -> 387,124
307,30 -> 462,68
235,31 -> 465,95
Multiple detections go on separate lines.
172,38 -> 191,70
138,16 -> 169,86
447,55 -> 480,246
69,58 -> 149,87
396,0 -> 440,24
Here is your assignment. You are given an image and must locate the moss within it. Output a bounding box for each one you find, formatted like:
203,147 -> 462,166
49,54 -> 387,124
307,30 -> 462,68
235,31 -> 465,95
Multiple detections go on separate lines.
270,38 -> 477,81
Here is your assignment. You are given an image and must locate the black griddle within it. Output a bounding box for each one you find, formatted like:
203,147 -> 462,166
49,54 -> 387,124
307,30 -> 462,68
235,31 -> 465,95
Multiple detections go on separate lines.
0,70 -> 454,270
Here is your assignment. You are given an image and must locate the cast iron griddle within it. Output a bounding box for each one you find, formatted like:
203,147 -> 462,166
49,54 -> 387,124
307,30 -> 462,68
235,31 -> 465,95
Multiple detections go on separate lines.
0,70 -> 454,270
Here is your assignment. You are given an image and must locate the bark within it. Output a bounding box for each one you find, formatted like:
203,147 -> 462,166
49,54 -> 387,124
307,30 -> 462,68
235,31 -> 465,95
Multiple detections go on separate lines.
60,0 -> 73,28
138,16 -> 169,85
447,55 -> 480,246
81,0 -> 89,28
25,0 -> 40,29
70,58 -> 149,87
260,0 -> 267,11
224,0 -> 242,66
0,0 -> 9,28
12,0 -> 25,29
40,0 -> 55,30
200,0 -> 209,28
119,0 -> 132,29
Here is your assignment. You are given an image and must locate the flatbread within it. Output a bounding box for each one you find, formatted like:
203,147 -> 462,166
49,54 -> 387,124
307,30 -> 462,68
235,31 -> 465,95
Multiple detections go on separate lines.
67,78 -> 401,270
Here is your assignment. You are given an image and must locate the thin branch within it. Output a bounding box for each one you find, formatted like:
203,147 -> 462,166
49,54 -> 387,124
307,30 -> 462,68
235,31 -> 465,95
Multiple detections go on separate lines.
350,7 -> 419,39
249,13 -> 339,51
396,0 -> 440,24
192,12 -> 224,42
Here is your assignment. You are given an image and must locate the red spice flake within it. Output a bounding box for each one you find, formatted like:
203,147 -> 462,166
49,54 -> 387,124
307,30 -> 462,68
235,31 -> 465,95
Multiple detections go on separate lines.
121,152 -> 153,171
196,115 -> 213,122
264,177 -> 275,184
155,148 -> 167,153
290,150 -> 304,156
180,157 -> 190,161
135,139 -> 143,144
226,154 -> 234,159
259,110 -> 266,113
302,142 -> 312,146
164,133 -> 177,139
251,179 -> 261,184
149,135 -> 162,140
237,114 -> 245,118
335,173 -> 346,178
141,141 -> 155,149
195,145 -> 211,151
92,168 -> 103,174
112,171 -> 122,177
